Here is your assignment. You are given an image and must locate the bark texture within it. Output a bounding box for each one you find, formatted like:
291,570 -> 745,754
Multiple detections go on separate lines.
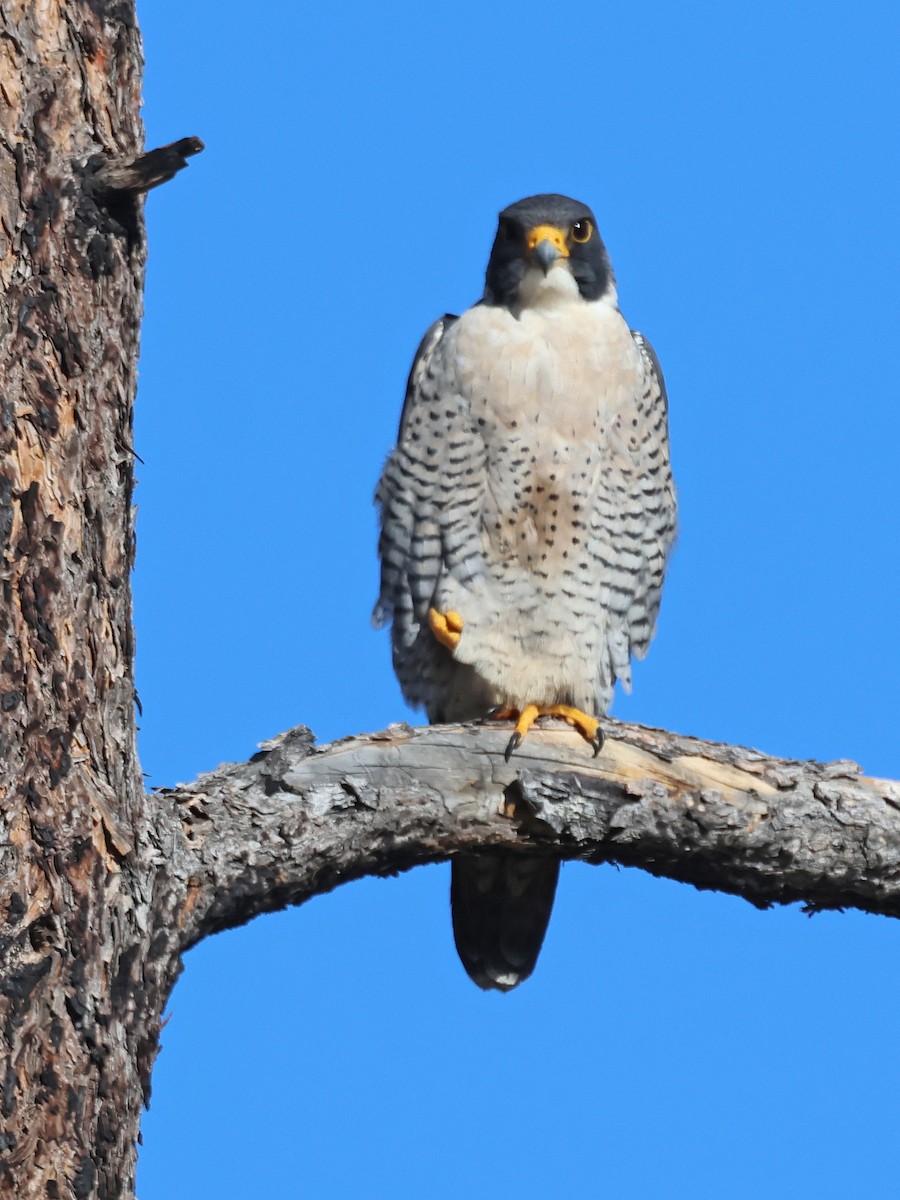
0,5 -> 156,1197
152,720 -> 900,953
2,6 -> 900,1200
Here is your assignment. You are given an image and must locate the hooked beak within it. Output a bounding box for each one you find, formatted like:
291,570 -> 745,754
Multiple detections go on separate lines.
526,224 -> 570,275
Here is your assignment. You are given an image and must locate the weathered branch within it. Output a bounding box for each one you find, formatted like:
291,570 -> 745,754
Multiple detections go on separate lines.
153,719 -> 900,952
92,135 -> 204,194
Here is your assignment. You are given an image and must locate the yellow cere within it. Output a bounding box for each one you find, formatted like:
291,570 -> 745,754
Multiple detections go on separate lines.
526,224 -> 570,258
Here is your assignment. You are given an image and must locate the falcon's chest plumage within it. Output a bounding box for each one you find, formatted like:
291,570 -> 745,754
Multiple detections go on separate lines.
444,293 -> 645,581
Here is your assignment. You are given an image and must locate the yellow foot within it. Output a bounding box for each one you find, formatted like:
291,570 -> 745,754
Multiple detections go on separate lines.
482,703 -> 604,761
428,607 -> 463,651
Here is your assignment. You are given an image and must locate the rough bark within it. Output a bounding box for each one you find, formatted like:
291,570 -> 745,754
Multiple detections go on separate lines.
150,720 -> 900,955
0,5 -> 158,1197
2,5 -> 900,1200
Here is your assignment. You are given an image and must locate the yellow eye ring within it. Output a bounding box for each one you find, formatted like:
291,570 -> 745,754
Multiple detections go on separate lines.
570,219 -> 593,244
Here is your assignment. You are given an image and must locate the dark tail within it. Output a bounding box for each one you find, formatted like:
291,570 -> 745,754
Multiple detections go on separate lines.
451,853 -> 560,991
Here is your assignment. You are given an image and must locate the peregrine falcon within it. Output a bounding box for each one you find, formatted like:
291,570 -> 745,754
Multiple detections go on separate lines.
375,194 -> 676,990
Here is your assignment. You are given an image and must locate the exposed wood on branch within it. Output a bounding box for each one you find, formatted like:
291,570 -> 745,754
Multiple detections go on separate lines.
155,719 -> 900,952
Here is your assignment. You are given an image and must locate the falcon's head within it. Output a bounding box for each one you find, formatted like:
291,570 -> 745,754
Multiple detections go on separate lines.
483,193 -> 615,312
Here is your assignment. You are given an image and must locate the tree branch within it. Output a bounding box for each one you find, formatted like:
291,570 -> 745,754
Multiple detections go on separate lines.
92,136 -> 204,194
154,719 -> 900,951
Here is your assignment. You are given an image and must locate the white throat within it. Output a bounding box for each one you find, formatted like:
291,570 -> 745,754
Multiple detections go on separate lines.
513,264 -> 618,318
517,264 -> 581,312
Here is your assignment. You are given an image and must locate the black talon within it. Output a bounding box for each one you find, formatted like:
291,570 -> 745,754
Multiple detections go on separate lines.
591,727 -> 605,757
480,706 -> 506,724
504,732 -> 521,762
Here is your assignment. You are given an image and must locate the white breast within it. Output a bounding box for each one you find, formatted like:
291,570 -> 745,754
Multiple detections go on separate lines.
429,291 -> 649,711
449,291 -> 643,437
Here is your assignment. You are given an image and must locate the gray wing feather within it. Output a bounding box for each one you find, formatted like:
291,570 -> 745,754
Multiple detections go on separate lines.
374,314 -> 489,709
373,315 -> 453,634
626,330 -> 677,656
593,329 -> 677,703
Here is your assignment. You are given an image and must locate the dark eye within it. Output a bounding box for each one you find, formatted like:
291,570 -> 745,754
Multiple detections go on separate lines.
570,219 -> 593,244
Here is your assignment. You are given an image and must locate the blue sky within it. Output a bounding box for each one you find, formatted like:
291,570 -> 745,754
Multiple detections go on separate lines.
134,3 -> 900,1196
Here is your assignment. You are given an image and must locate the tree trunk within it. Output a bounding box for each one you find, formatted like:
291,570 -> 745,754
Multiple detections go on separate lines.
0,5 -> 154,1196
3,7 -> 900,1199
